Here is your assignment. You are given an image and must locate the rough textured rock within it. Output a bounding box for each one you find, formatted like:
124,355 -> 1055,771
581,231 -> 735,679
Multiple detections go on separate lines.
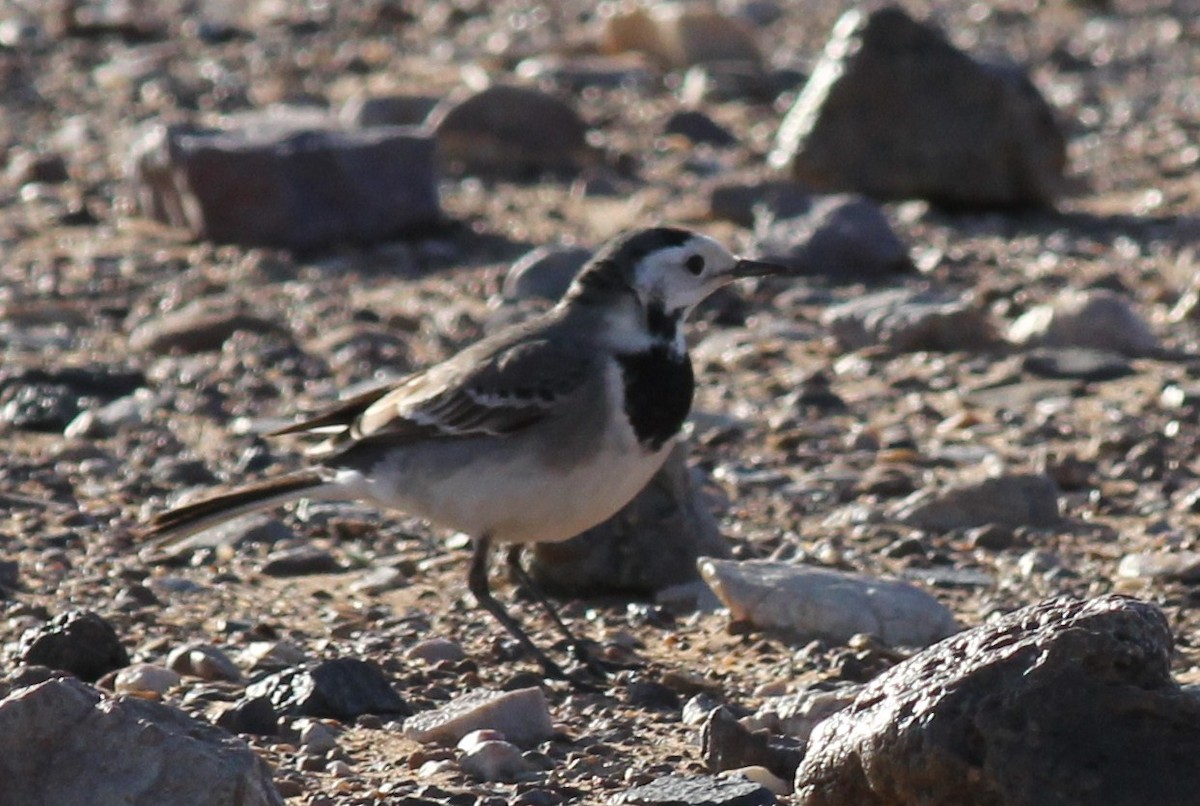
403,687 -> 554,747
1008,289 -> 1160,357
753,194 -> 911,281
618,773 -> 777,805
19,610 -> 130,682
702,706 -> 804,783
0,677 -> 282,805
429,84 -> 591,177
131,115 -> 440,250
699,558 -> 958,647
527,442 -> 727,595
823,288 -> 997,352
794,596 -> 1200,806
770,7 -> 1065,208
893,473 -> 1061,532
244,659 -> 409,721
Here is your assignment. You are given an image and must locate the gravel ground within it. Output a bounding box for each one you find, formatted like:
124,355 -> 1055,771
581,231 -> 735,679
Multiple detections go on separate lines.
2,0 -> 1199,803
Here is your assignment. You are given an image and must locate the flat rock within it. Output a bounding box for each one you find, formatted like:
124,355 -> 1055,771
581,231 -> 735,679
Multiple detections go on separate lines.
128,296 -> 287,354
0,677 -> 281,805
893,473 -> 1061,531
527,442 -> 728,595
429,84 -> 590,177
753,194 -> 911,281
19,610 -> 130,682
618,773 -> 777,805
1022,347 -> 1134,381
403,687 -> 553,747
822,288 -> 997,352
260,545 -> 343,576
699,558 -> 958,647
702,706 -> 804,783
245,659 -> 409,721
131,115 -> 440,250
1008,289 -> 1160,357
602,4 -> 763,71
794,596 -> 1200,806
770,7 -> 1065,208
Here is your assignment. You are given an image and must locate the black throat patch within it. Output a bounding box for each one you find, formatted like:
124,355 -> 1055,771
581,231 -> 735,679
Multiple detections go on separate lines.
616,346 -> 694,452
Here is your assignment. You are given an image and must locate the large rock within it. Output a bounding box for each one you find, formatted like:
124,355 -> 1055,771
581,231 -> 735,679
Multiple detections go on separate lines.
770,7 -> 1065,208
131,113 -> 440,250
526,442 -> 727,595
0,677 -> 281,805
794,596 -> 1200,806
1008,289 -> 1160,357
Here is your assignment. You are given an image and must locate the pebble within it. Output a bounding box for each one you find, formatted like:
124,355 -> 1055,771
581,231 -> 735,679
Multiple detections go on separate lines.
699,558 -> 959,647
404,638 -> 468,665
1008,289 -> 1160,357
893,473 -> 1061,532
215,695 -> 280,737
1117,551 -> 1200,582
753,687 -> 859,743
403,687 -> 554,747
822,288 -> 997,352
1022,347 -> 1134,381
19,610 -> 130,683
701,707 -> 803,784
113,663 -> 181,699
602,4 -> 764,71
167,643 -> 243,682
298,719 -> 339,755
128,296 -> 286,355
721,767 -> 789,797
260,545 -> 342,577
458,732 -> 536,782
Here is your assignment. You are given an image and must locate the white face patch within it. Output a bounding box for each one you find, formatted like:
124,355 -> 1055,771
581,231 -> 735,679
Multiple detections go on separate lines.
631,235 -> 740,314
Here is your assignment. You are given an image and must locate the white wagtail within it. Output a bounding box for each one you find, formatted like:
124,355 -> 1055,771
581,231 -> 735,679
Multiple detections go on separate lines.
142,227 -> 785,679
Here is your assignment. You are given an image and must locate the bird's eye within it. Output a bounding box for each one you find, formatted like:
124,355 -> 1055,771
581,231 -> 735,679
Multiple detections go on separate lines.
685,255 -> 705,275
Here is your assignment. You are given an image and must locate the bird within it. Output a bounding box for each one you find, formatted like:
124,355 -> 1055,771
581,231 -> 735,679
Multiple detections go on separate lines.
141,227 -> 786,680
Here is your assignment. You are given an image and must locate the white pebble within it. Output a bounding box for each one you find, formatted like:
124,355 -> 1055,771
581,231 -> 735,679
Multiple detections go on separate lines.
114,663 -> 180,698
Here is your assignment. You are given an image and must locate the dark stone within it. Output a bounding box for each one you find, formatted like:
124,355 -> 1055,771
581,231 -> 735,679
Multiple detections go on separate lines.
625,678 -> 682,710
1023,347 -> 1134,382
342,94 -> 440,128
215,695 -> 280,736
619,773 -> 776,805
702,706 -> 805,783
245,659 -> 409,721
664,111 -> 738,147
708,180 -> 812,227
20,610 -> 130,682
794,595 -> 1200,806
260,546 -> 343,577
771,7 -> 1065,209
0,365 -> 145,432
131,115 -> 440,250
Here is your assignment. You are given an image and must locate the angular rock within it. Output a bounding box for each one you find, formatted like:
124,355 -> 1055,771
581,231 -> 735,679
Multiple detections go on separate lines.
1008,289 -> 1160,357
501,245 -> 592,302
753,194 -> 911,281
128,296 -> 287,354
618,773 -> 777,805
245,659 -> 409,721
602,4 -> 764,71
893,473 -> 1061,532
708,180 -> 813,227
823,288 -> 997,352
699,558 -> 958,647
131,116 -> 440,250
527,442 -> 727,595
403,687 -> 553,747
702,706 -> 804,783
770,7 -> 1065,208
794,596 -> 1200,806
0,677 -> 281,805
429,85 -> 590,177
19,610 -> 130,682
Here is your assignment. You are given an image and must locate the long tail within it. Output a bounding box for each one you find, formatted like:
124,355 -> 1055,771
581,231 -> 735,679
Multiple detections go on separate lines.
140,470 -> 337,557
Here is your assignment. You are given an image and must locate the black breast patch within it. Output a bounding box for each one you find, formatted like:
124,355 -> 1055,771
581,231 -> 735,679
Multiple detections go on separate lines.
616,347 -> 694,451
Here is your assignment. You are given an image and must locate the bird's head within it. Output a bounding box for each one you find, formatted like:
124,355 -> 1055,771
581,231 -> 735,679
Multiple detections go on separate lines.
566,227 -> 787,329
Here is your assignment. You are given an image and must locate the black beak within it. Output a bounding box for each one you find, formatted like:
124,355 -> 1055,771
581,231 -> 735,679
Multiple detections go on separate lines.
731,258 -> 790,278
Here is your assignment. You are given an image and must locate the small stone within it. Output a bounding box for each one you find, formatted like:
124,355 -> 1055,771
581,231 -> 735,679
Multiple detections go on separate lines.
966,523 -> 1016,551
350,565 -> 409,595
702,707 -> 804,784
113,663 -> 181,698
1022,348 -> 1134,381
699,558 -> 958,647
664,111 -> 738,147
405,638 -> 468,666
618,773 -> 777,805
602,4 -> 764,70
1008,289 -> 1160,357
168,643 -> 243,682
403,687 -> 553,747
823,288 -> 997,352
459,737 -> 534,783
754,687 -> 859,743
128,296 -> 286,355
260,546 -> 342,577
501,246 -> 592,302
708,180 -> 812,227
246,659 -> 409,721
1117,552 -> 1200,583
722,767 -> 789,797
298,720 -> 339,755
19,610 -> 130,682
893,473 -> 1061,532
340,94 -> 439,128
215,696 -> 280,737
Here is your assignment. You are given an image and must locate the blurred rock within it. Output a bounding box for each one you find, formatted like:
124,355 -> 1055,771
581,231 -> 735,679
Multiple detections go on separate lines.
128,295 -> 287,354
618,773 -> 777,805
823,288 -> 997,352
699,558 -> 958,647
214,695 -> 280,736
664,110 -> 738,147
131,116 -> 440,250
19,610 -> 129,682
403,687 -> 553,747
894,473 -> 1061,532
458,734 -> 536,782
1008,289 -> 1160,357
405,637 -> 468,665
708,180 -> 812,227
516,53 -> 658,91
0,365 -> 144,433
753,194 -> 911,281
501,245 -> 592,302
340,93 -> 439,128
1117,551 -> 1200,582
1022,347 -> 1134,381
527,443 -> 727,595
114,663 -> 181,698
260,545 -> 342,576
794,596 -> 1200,805
602,3 -> 763,71
0,677 -> 281,805
245,659 -> 409,721
144,514 -> 295,566
430,84 -> 591,177
771,7 -> 1065,208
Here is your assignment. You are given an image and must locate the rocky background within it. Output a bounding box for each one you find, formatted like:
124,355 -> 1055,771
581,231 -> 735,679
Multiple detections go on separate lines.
2,0 -> 1200,804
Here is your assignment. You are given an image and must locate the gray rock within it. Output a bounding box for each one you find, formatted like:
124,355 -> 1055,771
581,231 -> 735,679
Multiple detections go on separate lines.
664,110 -> 738,147
770,7 -> 1065,208
823,288 -> 997,352
145,514 -> 295,566
526,442 -> 727,595
794,596 -> 1200,806
894,473 -> 1061,532
1008,289 -> 1160,357
0,677 -> 281,805
618,773 -> 777,805
128,296 -> 287,354
167,643 -> 243,682
702,706 -> 804,783
19,610 -> 129,682
131,116 -> 440,250
260,545 -> 343,576
403,687 -> 553,747
0,365 -> 144,433
753,194 -> 911,281
245,659 -> 409,721
699,558 -> 958,647
708,180 -> 813,227
340,93 -> 439,128
1117,551 -> 1200,582
458,737 -> 536,782
1022,347 -> 1134,381
501,245 -> 593,302
754,687 -> 860,744
430,84 -> 591,177
404,637 -> 468,665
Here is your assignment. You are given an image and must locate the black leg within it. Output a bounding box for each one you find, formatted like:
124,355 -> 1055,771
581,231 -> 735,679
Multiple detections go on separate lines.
469,534 -> 568,681
505,546 -> 587,651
